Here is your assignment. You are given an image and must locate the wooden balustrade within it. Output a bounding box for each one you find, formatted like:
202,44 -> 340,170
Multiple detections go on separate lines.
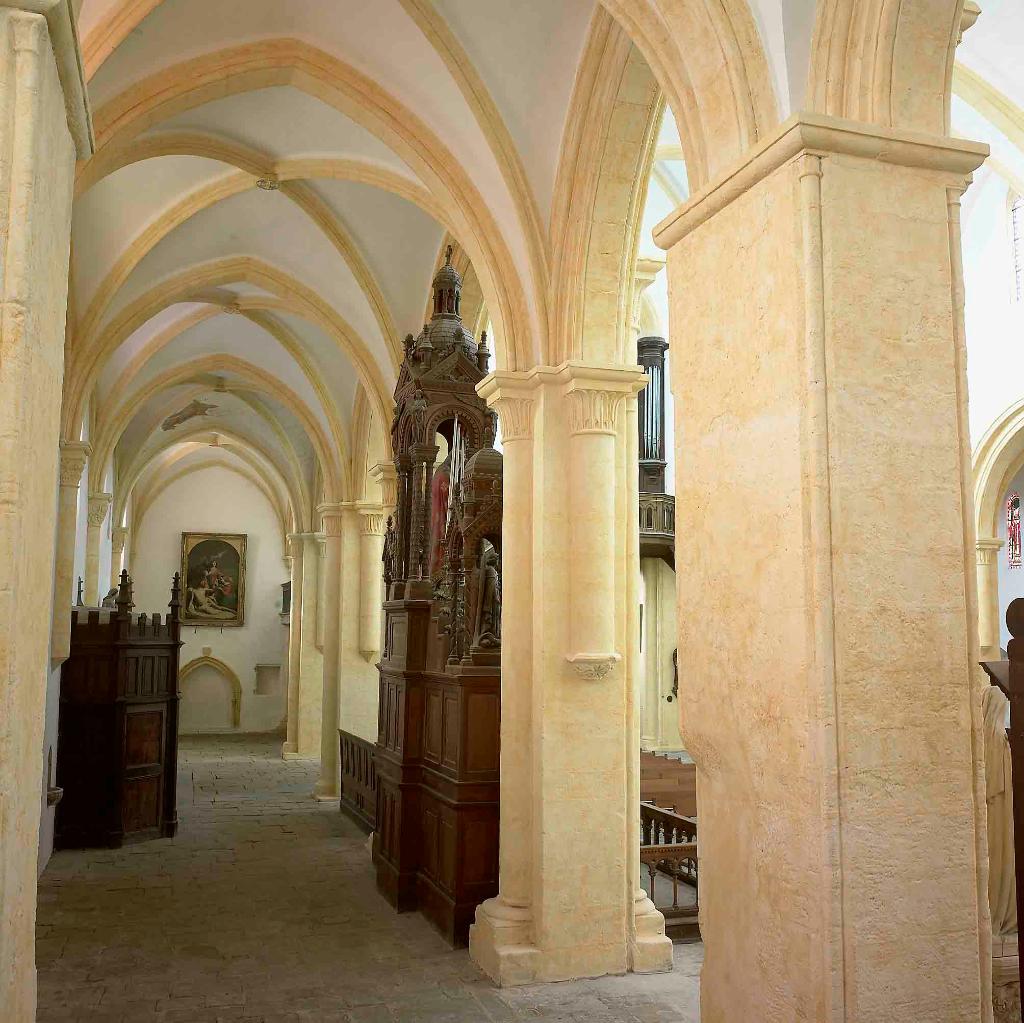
641,800 -> 699,938
339,730 -> 377,833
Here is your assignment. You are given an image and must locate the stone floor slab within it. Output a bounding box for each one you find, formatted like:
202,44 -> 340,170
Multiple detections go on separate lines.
36,735 -> 701,1022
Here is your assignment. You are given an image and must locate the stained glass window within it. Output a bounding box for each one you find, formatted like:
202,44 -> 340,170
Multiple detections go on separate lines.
1008,492 -> 1022,568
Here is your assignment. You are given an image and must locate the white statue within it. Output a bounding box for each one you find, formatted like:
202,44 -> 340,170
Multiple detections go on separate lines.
984,683 -> 1016,936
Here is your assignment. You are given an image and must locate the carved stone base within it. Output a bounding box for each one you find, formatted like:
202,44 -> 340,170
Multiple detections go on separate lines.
993,936 -> 1019,1023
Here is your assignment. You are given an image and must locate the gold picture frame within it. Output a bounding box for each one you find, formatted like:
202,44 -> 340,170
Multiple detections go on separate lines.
180,532 -> 247,627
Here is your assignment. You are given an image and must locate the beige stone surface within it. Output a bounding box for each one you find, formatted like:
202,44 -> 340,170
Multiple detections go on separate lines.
0,8 -> 78,1016
295,532 -> 323,758
661,117 -> 990,1020
471,364 -> 671,986
641,557 -> 683,751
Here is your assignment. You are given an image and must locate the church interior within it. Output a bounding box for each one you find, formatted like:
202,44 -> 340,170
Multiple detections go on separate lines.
3,0 -> 1024,1020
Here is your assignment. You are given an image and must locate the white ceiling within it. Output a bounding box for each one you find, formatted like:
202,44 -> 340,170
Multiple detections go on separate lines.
71,0 -> 1023,526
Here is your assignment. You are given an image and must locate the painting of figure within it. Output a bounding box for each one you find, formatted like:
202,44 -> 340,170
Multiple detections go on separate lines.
181,533 -> 247,626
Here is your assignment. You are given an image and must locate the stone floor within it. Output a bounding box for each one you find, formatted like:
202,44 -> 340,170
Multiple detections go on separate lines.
36,734 -> 702,1022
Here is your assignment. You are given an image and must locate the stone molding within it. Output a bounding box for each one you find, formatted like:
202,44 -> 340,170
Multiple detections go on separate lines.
86,492 -> 112,527
368,462 -> 398,508
565,388 -> 624,436
492,396 -> 534,442
0,0 -> 93,156
566,652 -> 621,680
356,501 -> 385,536
978,537 -> 1005,566
58,440 -> 91,487
479,362 -> 646,440
653,111 -> 989,250
316,502 -> 348,538
286,533 -> 309,560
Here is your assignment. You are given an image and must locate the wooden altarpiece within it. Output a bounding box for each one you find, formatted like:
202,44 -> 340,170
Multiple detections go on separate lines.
373,249 -> 502,946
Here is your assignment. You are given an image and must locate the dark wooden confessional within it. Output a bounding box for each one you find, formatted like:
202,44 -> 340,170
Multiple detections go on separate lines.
372,248 -> 503,946
56,571 -> 183,849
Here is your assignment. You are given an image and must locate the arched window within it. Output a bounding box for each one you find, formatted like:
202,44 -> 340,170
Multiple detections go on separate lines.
1008,491 -> 1022,568
1012,195 -> 1024,302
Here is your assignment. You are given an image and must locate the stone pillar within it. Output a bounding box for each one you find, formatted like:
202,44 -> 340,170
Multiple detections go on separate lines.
652,115 -> 990,1020
469,383 -> 536,975
109,525 -> 127,591
470,363 -> 671,986
84,491 -> 111,604
281,533 -> 304,758
369,461 -> 398,522
640,558 -> 661,748
315,504 -> 345,799
0,4 -> 91,1016
978,537 -> 1005,655
51,441 -> 90,664
356,502 -> 384,660
294,532 -> 323,757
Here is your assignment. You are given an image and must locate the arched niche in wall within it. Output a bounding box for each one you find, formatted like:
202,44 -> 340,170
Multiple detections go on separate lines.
179,655 -> 242,732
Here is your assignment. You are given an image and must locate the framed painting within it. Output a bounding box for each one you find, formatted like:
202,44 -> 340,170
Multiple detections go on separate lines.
180,532 -> 247,627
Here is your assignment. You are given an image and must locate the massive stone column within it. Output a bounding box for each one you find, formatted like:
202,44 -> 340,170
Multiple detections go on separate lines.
0,4 -> 91,1017
315,504 -> 345,799
356,502 -> 384,660
977,537 -> 1005,655
51,441 -> 89,664
653,115 -> 990,1021
109,525 -> 127,591
84,491 -> 111,604
281,533 -> 304,758
470,364 -> 672,985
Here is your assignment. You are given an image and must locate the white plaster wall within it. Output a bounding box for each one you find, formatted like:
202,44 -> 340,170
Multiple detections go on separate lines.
963,168 -> 1024,445
133,465 -> 288,734
955,95 -> 1024,447
179,663 -> 235,732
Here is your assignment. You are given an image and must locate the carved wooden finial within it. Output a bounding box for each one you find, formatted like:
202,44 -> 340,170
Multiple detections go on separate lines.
445,244 -> 453,265
116,569 -> 133,617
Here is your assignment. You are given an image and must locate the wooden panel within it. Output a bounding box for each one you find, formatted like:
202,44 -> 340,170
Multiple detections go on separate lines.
422,802 -> 439,879
463,817 -> 499,885
424,688 -> 443,763
339,730 -> 377,832
125,710 -> 163,768
122,776 -> 161,834
464,692 -> 499,774
441,692 -> 459,771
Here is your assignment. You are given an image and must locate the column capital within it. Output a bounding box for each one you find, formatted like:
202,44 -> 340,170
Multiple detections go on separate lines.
356,501 -> 385,536
653,112 -> 989,251
977,536 -> 1005,566
58,440 -> 91,487
316,502 -> 353,537
478,372 -> 536,442
110,526 -> 127,554
2,1 -> 94,158
86,492 -> 112,526
368,462 -> 398,508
